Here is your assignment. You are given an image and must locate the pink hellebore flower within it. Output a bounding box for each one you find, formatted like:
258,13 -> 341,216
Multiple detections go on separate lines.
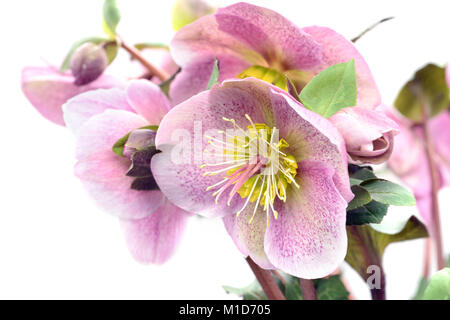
21,66 -> 123,125
151,78 -> 353,278
388,109 -> 450,225
169,2 -> 380,107
62,80 -> 191,264
329,106 -> 400,165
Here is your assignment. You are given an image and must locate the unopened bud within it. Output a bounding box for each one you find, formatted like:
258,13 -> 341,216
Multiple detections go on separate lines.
70,43 -> 108,86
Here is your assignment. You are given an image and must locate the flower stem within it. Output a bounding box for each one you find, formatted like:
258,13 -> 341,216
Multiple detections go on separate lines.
423,238 -> 431,279
119,37 -> 170,82
245,257 -> 286,300
422,115 -> 445,270
299,278 -> 317,300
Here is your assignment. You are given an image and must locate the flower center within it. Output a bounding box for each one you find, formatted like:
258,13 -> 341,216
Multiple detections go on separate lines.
201,114 -> 299,225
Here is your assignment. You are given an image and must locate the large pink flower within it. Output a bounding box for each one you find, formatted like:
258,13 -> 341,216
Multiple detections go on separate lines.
151,78 -> 353,278
63,80 -> 191,264
169,2 -> 380,107
21,66 -> 123,125
388,109 -> 450,224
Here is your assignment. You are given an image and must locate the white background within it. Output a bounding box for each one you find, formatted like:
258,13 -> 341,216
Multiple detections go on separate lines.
0,0 -> 449,299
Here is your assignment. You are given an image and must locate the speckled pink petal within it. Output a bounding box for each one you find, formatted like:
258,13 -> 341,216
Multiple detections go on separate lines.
63,87 -> 133,134
169,54 -> 250,105
22,66 -> 123,126
302,26 -> 381,108
126,79 -> 172,125
223,206 -> 274,270
264,161 -> 348,279
120,198 -> 190,264
75,109 -> 164,219
216,3 -> 322,70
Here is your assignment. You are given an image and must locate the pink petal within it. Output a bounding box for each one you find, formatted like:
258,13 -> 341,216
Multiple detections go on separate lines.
169,54 -> 250,105
75,109 -> 164,219
22,66 -> 123,126
223,206 -> 274,270
126,79 -> 172,125
120,198 -> 190,264
302,26 -> 381,108
63,87 -> 133,134
216,3 -> 322,70
264,161 -> 348,279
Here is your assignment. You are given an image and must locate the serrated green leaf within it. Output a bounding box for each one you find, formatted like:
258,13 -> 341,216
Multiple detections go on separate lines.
60,37 -> 108,72
103,0 -> 121,38
346,216 -> 428,282
394,64 -> 449,123
360,179 -> 416,206
299,60 -> 357,118
206,58 -> 219,90
347,200 -> 388,225
422,268 -> 450,300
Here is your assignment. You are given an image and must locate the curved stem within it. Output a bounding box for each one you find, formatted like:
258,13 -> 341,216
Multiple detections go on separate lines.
119,37 -> 170,82
299,278 -> 317,300
245,257 -> 286,300
422,118 -> 445,270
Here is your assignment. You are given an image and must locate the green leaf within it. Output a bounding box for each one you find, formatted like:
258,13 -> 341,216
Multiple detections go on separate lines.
360,179 -> 416,206
316,275 -> 349,300
347,200 -> 388,225
350,167 -> 377,182
345,216 -> 428,282
223,281 -> 267,300
206,58 -> 220,90
347,185 -> 372,211
299,60 -> 357,118
60,37 -> 108,72
422,268 -> 450,300
159,68 -> 181,97
237,65 -> 287,91
394,64 -> 449,123
103,0 -> 121,38
171,0 -> 216,31
225,273 -> 348,300
103,41 -> 119,64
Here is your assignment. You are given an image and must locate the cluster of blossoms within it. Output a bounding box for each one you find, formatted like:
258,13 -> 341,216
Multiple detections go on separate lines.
21,1 -> 449,297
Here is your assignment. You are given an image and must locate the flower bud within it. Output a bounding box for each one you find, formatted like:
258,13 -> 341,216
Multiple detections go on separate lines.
70,43 -> 108,86
329,106 -> 400,165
